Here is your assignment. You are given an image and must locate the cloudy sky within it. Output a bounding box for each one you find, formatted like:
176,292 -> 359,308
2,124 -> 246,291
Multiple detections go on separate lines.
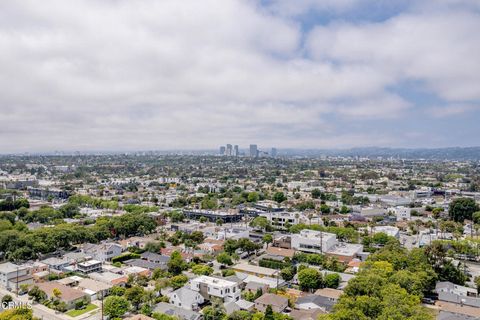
1,0 -> 479,153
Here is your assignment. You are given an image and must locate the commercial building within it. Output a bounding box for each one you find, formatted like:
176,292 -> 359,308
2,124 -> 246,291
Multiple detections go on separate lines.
390,206 -> 411,221
436,282 -> 480,307
249,145 -> 258,158
226,144 -> 233,156
0,262 -> 33,291
219,146 -> 226,155
258,211 -> 299,228
271,148 -> 277,158
234,145 -> 239,157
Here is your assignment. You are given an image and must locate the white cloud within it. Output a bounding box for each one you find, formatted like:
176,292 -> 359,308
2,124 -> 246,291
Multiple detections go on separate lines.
0,0 -> 478,152
429,104 -> 480,117
307,10 -> 480,101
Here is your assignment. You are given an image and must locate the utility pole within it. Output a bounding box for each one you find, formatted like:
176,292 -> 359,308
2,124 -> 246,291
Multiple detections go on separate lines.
320,230 -> 323,253
101,291 -> 104,320
16,266 -> 19,297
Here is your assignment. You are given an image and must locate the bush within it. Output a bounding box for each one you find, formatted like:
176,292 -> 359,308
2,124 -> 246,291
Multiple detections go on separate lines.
111,252 -> 140,264
259,258 -> 290,270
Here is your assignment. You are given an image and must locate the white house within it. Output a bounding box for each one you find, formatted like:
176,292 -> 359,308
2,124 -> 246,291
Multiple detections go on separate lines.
291,229 -> 337,254
169,287 -> 205,311
190,276 -> 241,302
371,226 -> 400,239
82,243 -> 123,262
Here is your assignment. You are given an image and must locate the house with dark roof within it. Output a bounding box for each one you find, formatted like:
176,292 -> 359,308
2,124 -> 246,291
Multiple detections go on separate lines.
296,292 -> 340,313
254,293 -> 288,313
124,259 -> 167,271
153,302 -> 202,320
141,252 -> 170,265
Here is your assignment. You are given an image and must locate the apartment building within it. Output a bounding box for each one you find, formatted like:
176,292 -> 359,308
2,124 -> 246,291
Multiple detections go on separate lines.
0,262 -> 33,291
190,275 -> 241,302
258,211 -> 299,228
77,260 -> 102,274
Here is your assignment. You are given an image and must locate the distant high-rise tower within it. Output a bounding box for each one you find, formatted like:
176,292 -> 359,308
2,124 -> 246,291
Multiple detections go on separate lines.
219,146 -> 226,155
249,144 -> 258,158
271,148 -> 277,158
226,144 -> 232,156
234,145 -> 239,157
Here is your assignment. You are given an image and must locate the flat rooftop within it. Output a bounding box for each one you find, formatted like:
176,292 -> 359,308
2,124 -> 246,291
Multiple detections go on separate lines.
193,275 -> 237,287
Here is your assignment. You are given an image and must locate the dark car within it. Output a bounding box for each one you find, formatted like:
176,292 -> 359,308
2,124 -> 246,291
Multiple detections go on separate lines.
422,298 -> 435,305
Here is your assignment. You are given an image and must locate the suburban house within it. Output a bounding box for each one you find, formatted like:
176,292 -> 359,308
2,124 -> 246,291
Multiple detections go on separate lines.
290,308 -> 325,320
141,252 -> 170,266
41,257 -> 71,272
254,293 -> 289,313
168,287 -> 205,311
82,243 -> 123,262
89,271 -> 128,286
77,278 -> 112,300
153,302 -> 202,320
191,275 -> 241,302
232,263 -> 279,278
0,262 -> 33,291
36,282 -> 90,310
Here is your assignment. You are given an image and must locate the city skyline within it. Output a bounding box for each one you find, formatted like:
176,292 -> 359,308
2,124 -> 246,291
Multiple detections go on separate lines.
0,0 -> 479,153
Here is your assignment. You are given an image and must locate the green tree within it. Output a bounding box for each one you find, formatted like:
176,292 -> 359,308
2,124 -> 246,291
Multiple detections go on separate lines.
262,234 -> 273,248
217,252 -> 233,266
203,298 -> 226,320
104,296 -> 130,319
192,264 -> 214,275
28,286 -> 47,302
125,286 -> 145,310
311,189 -> 321,199
298,267 -> 323,291
475,276 -> 480,294
247,192 -> 259,203
168,251 -> 187,275
0,307 -> 35,320
264,305 -> 274,320
1,294 -> 13,304
170,274 -> 189,289
472,211 -> 480,224
250,216 -> 270,231
280,267 -> 295,281
449,197 -> 479,222
273,192 -> 287,204
324,273 -> 341,288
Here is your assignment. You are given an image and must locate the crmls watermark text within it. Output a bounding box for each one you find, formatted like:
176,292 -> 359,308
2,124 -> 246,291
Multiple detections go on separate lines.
1,301 -> 32,310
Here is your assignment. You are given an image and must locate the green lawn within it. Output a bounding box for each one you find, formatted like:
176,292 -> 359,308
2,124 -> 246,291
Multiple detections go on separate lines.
66,304 -> 98,317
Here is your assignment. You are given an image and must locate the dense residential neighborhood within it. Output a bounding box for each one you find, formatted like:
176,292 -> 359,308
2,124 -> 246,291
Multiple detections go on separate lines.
0,153 -> 479,320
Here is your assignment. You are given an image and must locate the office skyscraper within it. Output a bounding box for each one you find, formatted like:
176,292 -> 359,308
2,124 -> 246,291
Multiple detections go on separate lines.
226,144 -> 232,156
234,145 -> 239,157
271,148 -> 277,158
249,144 -> 258,158
219,146 -> 226,155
